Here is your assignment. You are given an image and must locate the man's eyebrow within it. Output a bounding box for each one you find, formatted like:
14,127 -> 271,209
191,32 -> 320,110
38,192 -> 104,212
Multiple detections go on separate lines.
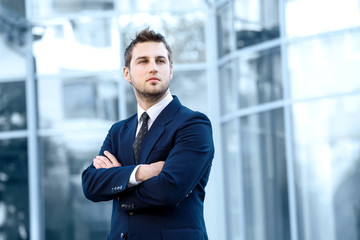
135,56 -> 167,61
135,56 -> 149,61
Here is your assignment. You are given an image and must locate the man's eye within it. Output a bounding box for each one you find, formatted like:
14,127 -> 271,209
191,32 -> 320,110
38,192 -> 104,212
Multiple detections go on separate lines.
139,60 -> 148,63
157,59 -> 166,63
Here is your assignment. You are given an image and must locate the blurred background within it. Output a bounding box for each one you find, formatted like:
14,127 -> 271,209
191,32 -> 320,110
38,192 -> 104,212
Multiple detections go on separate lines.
0,0 -> 360,239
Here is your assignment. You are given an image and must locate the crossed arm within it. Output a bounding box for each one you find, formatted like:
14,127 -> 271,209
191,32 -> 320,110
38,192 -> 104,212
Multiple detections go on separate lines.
83,113 -> 214,208
93,150 -> 165,182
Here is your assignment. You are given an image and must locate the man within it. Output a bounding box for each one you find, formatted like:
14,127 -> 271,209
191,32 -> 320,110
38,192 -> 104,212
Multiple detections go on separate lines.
82,28 -> 214,240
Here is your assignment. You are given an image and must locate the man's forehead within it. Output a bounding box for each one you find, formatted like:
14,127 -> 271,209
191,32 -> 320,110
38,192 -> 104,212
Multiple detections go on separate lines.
132,42 -> 168,54
131,42 -> 169,62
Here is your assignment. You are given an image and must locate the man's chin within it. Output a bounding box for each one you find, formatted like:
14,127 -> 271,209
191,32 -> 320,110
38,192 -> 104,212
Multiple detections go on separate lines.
137,89 -> 168,102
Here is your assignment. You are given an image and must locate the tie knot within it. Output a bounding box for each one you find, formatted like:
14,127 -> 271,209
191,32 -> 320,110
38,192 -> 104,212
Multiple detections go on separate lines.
140,112 -> 149,123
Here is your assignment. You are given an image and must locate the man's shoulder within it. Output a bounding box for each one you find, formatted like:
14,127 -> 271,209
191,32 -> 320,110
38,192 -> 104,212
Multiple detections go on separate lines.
176,105 -> 211,125
172,96 -> 209,119
109,114 -> 137,131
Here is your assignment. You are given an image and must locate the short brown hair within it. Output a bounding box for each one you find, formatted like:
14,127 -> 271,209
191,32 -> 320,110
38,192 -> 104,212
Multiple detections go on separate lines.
124,28 -> 173,68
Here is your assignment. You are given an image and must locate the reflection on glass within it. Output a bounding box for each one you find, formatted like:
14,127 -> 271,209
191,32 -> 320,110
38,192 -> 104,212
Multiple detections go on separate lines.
0,0 -> 26,16
240,109 -> 289,240
0,82 -> 27,131
219,62 -> 237,115
234,0 -> 280,49
238,47 -> 282,108
0,33 -> 26,80
120,12 -> 206,64
37,77 -> 118,130
0,138 -> 29,239
293,94 -> 360,240
119,0 -> 205,12
29,0 -> 114,20
288,30 -> 360,99
222,120 -> 242,240
33,17 -> 120,75
124,83 -> 137,118
40,132 -> 112,240
171,70 -> 208,114
286,0 -> 360,38
217,2 -> 233,57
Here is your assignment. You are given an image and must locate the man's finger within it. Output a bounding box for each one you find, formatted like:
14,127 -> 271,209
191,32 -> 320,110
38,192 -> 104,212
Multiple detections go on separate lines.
104,151 -> 121,167
93,158 -> 105,168
152,161 -> 165,169
93,159 -> 102,169
95,155 -> 108,162
100,156 -> 113,168
94,156 -> 112,168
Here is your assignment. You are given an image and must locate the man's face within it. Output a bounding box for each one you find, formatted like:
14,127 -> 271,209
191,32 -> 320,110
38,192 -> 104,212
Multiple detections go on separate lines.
123,41 -> 173,101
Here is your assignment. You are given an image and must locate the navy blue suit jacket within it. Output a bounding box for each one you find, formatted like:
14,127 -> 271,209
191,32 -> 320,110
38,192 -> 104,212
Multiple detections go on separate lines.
82,96 -> 214,240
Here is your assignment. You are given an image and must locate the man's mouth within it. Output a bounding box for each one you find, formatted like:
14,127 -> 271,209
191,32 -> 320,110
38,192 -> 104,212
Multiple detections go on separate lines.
147,77 -> 160,82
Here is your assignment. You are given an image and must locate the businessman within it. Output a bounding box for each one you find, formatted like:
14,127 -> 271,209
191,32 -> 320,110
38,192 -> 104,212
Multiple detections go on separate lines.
82,28 -> 214,240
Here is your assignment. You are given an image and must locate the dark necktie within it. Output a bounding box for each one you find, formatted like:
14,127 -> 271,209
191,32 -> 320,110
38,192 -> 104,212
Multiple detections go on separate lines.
133,112 -> 149,164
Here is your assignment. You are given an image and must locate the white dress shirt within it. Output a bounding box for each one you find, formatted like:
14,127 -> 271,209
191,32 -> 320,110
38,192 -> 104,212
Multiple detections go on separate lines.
128,92 -> 173,186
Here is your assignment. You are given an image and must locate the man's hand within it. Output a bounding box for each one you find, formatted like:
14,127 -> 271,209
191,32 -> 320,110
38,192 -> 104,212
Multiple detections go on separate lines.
136,161 -> 165,182
93,150 -> 122,169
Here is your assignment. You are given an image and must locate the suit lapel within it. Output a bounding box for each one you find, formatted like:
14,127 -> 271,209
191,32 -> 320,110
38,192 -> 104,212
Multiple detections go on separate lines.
120,115 -> 137,165
138,96 -> 182,164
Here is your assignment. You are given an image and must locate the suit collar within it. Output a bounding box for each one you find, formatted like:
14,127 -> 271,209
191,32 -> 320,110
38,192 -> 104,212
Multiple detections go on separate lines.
136,92 -> 173,132
136,92 -> 173,128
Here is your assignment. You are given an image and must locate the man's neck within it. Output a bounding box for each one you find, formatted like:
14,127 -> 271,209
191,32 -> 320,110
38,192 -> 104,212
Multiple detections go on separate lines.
136,90 -> 170,111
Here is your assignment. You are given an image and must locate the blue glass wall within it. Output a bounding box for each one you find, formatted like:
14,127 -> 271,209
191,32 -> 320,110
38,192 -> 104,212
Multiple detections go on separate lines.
1,0 -> 360,239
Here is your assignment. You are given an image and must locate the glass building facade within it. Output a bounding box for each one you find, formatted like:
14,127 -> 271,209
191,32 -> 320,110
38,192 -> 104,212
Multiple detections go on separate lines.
0,0 -> 360,239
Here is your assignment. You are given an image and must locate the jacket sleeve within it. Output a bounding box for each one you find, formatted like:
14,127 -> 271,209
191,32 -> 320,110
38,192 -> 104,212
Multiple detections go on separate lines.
117,113 -> 214,210
82,125 -> 136,202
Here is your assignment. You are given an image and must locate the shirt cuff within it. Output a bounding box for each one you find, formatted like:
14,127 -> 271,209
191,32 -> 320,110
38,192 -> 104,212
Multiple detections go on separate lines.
128,165 -> 143,187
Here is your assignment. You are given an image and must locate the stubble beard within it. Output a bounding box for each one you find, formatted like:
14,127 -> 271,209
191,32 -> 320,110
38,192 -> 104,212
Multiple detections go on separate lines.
133,81 -> 170,104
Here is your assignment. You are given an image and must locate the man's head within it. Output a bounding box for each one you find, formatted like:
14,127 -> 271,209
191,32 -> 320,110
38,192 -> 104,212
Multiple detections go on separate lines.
123,28 -> 174,107
124,28 -> 173,68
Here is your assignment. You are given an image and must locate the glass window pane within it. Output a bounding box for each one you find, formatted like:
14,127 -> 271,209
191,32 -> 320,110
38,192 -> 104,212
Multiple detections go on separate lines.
1,0 -> 26,16
29,0 -> 114,20
222,120 -> 243,239
219,62 -> 238,115
171,70 -> 208,114
240,109 -> 290,240
235,0 -> 280,49
124,82 -> 137,118
288,30 -> 360,100
120,12 -> 206,64
40,132 -> 112,240
286,0 -> 360,38
238,47 -> 282,108
292,94 -> 360,240
0,33 -> 26,81
217,2 -> 233,57
118,0 -> 206,12
37,76 -> 118,130
0,82 -> 27,131
33,17 -> 120,75
0,138 -> 29,239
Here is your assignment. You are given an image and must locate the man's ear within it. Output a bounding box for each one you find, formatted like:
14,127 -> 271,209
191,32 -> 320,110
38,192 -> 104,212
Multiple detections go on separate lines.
169,64 -> 173,80
123,66 -> 131,83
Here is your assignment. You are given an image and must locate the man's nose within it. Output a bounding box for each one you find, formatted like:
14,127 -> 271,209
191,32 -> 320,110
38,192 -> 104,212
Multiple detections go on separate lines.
149,60 -> 158,73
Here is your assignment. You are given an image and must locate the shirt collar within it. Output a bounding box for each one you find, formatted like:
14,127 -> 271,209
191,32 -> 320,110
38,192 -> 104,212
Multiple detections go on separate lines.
137,92 -> 173,124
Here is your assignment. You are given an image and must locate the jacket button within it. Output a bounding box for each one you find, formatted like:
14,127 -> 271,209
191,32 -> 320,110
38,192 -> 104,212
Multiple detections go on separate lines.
120,232 -> 125,238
